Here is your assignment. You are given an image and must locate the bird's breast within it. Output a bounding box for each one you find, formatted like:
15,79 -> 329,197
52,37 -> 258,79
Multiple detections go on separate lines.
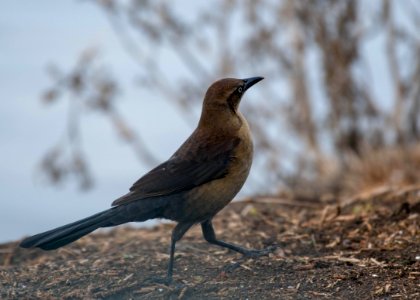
180,114 -> 253,222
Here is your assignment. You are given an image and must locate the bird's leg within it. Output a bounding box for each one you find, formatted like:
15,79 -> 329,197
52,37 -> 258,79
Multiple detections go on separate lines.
201,219 -> 274,257
164,221 -> 194,284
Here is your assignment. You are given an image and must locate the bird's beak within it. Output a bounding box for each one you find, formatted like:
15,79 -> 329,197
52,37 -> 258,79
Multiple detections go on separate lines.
242,77 -> 264,92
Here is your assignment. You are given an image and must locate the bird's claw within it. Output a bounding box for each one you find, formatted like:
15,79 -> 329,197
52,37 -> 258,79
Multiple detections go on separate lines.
144,276 -> 173,286
242,245 -> 276,258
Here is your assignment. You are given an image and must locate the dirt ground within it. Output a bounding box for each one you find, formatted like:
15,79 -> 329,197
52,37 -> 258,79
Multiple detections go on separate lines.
1,186 -> 419,299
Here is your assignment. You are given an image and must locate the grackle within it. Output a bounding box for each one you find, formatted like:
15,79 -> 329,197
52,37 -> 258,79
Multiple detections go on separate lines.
20,77 -> 267,283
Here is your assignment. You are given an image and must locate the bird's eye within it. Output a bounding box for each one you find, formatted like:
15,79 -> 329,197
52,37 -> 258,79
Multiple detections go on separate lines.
237,86 -> 243,93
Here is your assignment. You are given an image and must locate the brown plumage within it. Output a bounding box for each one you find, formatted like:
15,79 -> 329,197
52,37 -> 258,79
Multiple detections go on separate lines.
20,77 -> 267,283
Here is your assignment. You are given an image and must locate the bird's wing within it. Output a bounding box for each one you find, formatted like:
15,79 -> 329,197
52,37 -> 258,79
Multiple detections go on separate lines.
111,135 -> 240,206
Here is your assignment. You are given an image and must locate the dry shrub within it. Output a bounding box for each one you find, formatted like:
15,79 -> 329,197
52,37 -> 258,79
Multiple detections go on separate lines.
342,144 -> 420,196
38,1 -> 420,197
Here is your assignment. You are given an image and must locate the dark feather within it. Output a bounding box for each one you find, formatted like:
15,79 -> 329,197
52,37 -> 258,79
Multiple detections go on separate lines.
112,131 -> 240,206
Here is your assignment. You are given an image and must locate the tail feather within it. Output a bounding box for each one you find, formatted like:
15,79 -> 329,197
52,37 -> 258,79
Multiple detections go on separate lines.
20,198 -> 167,251
20,209 -> 116,250
34,223 -> 104,250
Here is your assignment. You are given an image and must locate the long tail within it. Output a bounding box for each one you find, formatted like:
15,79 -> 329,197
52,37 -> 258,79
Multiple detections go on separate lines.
20,203 -> 162,250
19,208 -> 120,250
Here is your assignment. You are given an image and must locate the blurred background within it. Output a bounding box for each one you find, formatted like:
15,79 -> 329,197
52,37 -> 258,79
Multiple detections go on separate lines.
1,0 -> 419,243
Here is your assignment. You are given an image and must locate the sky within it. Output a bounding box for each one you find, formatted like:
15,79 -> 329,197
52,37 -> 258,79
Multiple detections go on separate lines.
0,1 -> 415,243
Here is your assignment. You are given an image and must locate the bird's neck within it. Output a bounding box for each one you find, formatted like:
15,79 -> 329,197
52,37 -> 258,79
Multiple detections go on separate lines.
198,107 -> 243,132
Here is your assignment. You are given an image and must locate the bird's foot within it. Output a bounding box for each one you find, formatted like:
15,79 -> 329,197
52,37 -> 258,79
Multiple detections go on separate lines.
144,275 -> 173,286
242,245 -> 276,258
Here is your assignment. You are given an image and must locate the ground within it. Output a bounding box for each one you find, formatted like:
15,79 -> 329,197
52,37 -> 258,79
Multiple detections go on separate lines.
1,186 -> 419,299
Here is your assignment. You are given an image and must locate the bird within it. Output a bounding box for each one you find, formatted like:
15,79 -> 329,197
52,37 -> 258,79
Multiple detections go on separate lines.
20,76 -> 267,283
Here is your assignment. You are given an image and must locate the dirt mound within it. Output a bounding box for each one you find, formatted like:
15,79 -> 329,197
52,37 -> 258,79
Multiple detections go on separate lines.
1,186 -> 419,299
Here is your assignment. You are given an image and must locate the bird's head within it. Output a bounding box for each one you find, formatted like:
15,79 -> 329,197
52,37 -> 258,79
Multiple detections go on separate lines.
202,77 -> 264,113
